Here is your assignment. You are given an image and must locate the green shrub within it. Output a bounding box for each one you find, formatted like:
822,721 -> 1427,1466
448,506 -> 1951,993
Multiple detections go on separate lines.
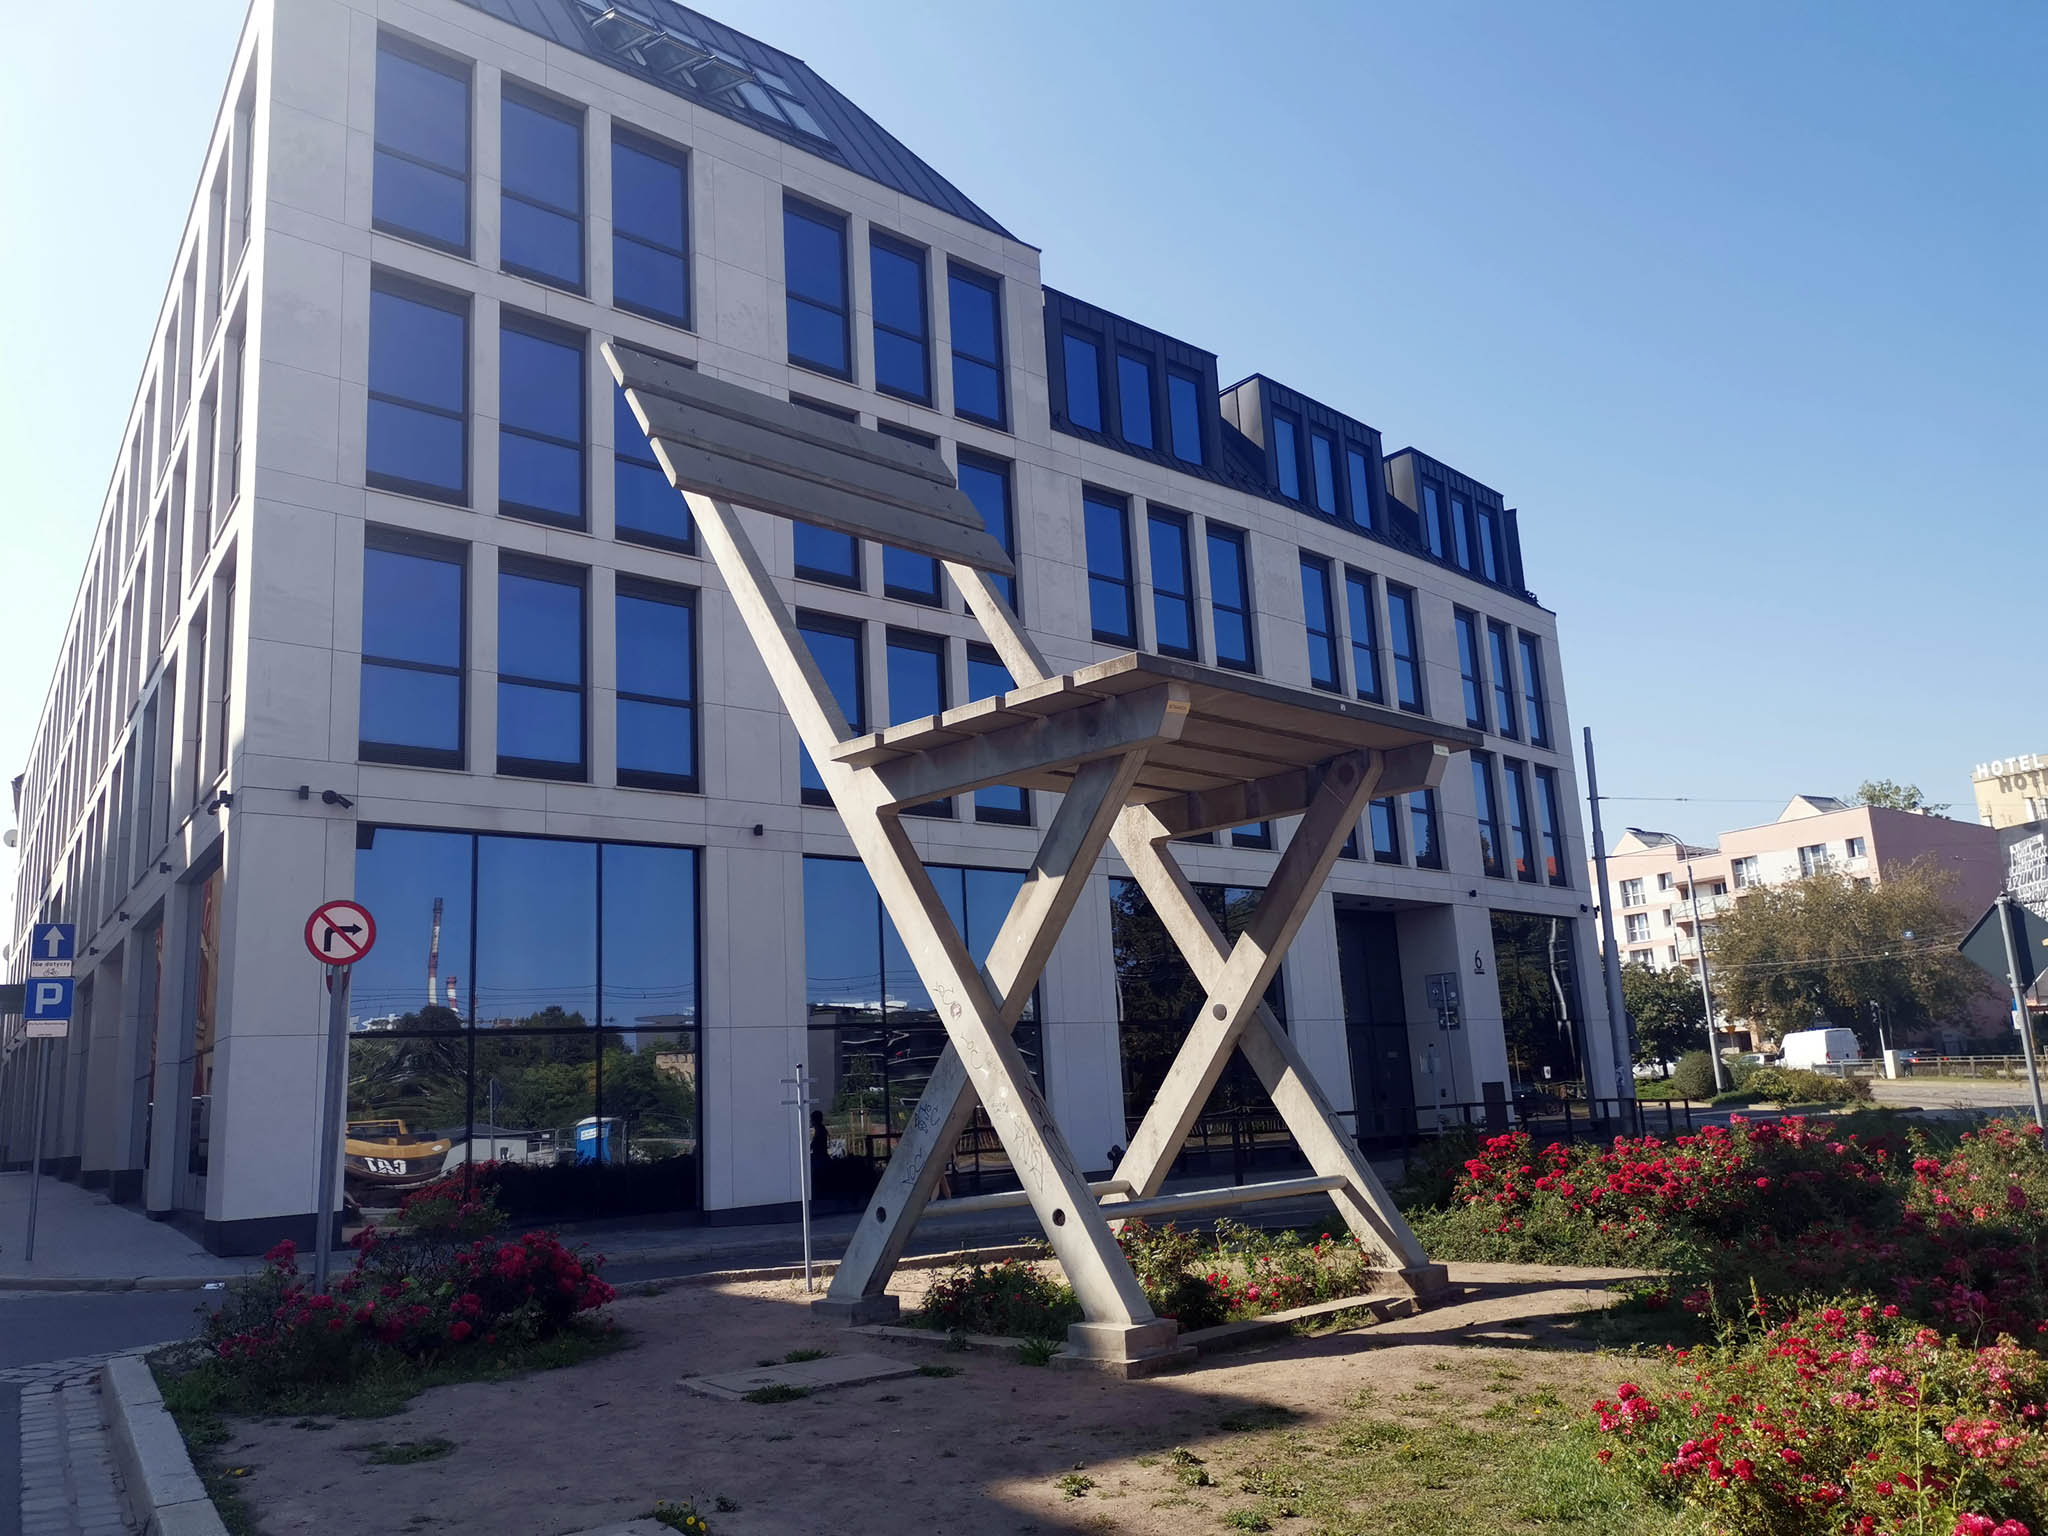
1669,1051 -> 1719,1101
1739,1064 -> 1871,1104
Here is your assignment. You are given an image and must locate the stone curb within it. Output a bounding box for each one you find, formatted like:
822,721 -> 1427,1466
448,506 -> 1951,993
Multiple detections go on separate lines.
101,1353 -> 230,1536
638,1240 -> 1042,1291
0,1274 -> 240,1294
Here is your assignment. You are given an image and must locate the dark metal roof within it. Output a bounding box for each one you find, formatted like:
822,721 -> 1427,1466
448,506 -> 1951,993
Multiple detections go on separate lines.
453,0 -> 1015,239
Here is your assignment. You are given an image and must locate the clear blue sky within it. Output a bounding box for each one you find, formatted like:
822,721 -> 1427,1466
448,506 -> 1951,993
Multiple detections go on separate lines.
2,0 -> 2042,929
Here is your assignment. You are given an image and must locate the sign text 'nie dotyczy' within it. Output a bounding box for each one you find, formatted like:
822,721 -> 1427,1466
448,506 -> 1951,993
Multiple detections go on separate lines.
23,923 -> 77,1036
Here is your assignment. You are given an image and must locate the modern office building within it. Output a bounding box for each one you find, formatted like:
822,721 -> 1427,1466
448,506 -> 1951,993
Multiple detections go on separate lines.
0,0 -> 1613,1253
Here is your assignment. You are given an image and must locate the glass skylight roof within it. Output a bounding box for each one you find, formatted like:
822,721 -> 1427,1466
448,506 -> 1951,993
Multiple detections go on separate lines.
576,1 -> 831,144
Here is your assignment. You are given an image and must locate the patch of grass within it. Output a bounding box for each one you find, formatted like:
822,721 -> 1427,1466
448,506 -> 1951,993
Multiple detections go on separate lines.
1057,1472 -> 1096,1498
1167,1446 -> 1213,1488
288,1416 -> 332,1431
742,1384 -> 811,1404
1222,1511 -> 1272,1532
913,1363 -> 961,1378
781,1347 -> 830,1363
1217,1404 -> 1298,1432
357,1437 -> 456,1466
648,1499 -> 709,1534
1015,1336 -> 1061,1366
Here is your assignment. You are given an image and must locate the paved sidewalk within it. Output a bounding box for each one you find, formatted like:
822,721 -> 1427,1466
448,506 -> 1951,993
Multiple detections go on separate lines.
17,1371 -> 134,1536
0,1175 -> 248,1292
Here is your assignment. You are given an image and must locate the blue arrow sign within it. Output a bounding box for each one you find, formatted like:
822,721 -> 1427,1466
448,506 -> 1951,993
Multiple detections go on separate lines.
25,977 -> 74,1022
30,923 -> 75,962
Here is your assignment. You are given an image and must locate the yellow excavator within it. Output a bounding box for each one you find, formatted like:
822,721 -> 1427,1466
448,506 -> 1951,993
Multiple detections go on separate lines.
343,1119 -> 453,1196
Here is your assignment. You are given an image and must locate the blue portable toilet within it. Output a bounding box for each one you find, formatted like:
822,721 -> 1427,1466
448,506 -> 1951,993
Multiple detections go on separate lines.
574,1116 -> 616,1162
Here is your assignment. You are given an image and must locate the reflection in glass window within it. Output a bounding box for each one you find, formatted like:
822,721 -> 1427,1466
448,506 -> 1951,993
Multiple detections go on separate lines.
614,384 -> 689,549
1502,758 -> 1539,882
1084,491 -> 1135,644
789,398 -> 860,586
1534,765 -> 1568,885
498,560 -> 585,778
1488,621 -> 1518,739
1370,797 -> 1400,863
967,644 -> 1026,824
1519,632 -> 1551,747
1411,789 -> 1443,869
501,86 -> 583,290
1387,584 -> 1423,712
1148,511 -> 1196,659
887,630 -> 950,817
367,275 -> 467,502
1272,412 -> 1302,500
350,827 -> 473,1028
784,199 -> 850,377
476,834 -> 597,1026
797,611 -> 862,805
1300,555 -> 1337,691
1472,753 -> 1506,878
948,263 -> 1005,426
1232,823 -> 1273,850
1476,503 -> 1500,581
499,317 -> 584,527
1063,330 -> 1103,431
957,450 -> 1016,613
1117,351 -> 1154,448
1420,481 -> 1446,558
876,422 -> 940,604
611,131 -> 688,325
373,36 -> 470,254
1344,569 -> 1380,703
1455,609 -> 1487,730
1345,445 -> 1374,530
1309,430 -> 1338,515
1450,494 -> 1473,570
616,578 -> 695,791
870,236 -> 929,403
598,842 -> 700,1173
360,532 -> 464,766
1207,525 -> 1253,672
1168,370 -> 1203,464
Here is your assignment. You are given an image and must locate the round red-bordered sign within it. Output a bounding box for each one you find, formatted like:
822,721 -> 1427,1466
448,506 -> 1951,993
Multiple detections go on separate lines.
304,899 -> 377,966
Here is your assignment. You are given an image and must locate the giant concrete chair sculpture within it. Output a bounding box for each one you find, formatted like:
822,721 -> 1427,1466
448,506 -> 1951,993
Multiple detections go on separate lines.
606,342 -> 1472,1373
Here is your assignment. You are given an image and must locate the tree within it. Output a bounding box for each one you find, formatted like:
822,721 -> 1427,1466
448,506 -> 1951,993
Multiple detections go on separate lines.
1703,858 -> 1990,1048
1850,778 -> 1950,816
1620,963 -> 1707,1071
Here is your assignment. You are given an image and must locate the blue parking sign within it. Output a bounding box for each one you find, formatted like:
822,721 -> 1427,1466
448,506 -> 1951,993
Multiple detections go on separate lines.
25,977 -> 74,1023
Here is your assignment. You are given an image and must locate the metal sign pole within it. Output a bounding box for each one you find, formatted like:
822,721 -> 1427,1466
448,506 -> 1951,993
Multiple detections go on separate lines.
1994,893 -> 2047,1130
23,1040 -> 52,1264
312,964 -> 351,1293
780,1064 -> 815,1292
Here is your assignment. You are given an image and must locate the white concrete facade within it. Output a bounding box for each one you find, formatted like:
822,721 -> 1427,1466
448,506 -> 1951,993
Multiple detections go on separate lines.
3,0 -> 1613,1252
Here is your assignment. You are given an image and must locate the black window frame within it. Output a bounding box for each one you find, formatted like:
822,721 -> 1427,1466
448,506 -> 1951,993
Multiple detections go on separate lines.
1116,348 -> 1156,449
366,269 -> 470,505
359,527 -> 467,770
1454,608 -> 1487,730
1271,409 -> 1304,501
1343,567 -> 1382,704
614,574 -> 698,793
1308,427 -> 1339,517
1518,631 -> 1552,748
885,627 -> 952,818
947,260 -> 1007,429
966,641 -> 1030,826
1533,763 -> 1569,887
1369,796 -> 1402,864
1299,553 -> 1339,692
1230,822 -> 1274,850
1343,443 -> 1375,531
1166,368 -> 1204,465
877,421 -> 941,605
1083,488 -> 1136,645
371,31 -> 472,258
1146,507 -> 1198,661
612,351 -> 695,554
498,309 -> 587,530
610,126 -> 691,329
783,196 -> 852,381
1471,751 -> 1506,879
1411,788 -> 1444,869
1502,757 -> 1539,883
496,554 -> 588,782
869,232 -> 932,406
1386,583 -> 1425,713
795,608 -> 864,807
789,396 -> 862,588
1419,479 -> 1448,559
499,81 -> 586,294
1487,620 -> 1519,739
1206,523 -> 1255,673
956,447 -> 1017,615
1061,326 -> 1105,433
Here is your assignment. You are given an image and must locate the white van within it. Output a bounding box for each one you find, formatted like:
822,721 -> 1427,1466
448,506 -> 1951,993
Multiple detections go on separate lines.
1779,1027 -> 1862,1068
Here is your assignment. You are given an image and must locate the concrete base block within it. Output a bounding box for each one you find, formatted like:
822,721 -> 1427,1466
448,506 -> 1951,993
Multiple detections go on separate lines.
1051,1318 -> 1195,1378
810,1292 -> 900,1325
1397,1262 -> 1453,1299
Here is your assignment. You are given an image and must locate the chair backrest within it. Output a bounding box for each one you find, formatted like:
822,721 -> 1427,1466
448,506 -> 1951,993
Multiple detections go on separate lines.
603,341 -> 1015,575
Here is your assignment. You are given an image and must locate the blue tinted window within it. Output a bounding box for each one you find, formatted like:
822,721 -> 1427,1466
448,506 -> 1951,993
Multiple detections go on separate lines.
948,264 -> 1004,426
1476,504 -> 1501,582
361,535 -> 464,765
1410,790 -> 1443,869
1534,765 -> 1568,886
614,384 -> 689,549
1117,352 -> 1155,448
1232,823 -> 1273,850
373,37 -> 469,253
1168,371 -> 1203,464
501,88 -> 582,290
1273,413 -> 1302,500
875,423 -> 940,604
797,614 -> 862,804
1387,584 -> 1423,712
1488,621 -> 1518,739
476,835 -> 596,1024
368,277 -> 468,501
1450,495 -> 1474,570
1503,758 -> 1538,882
1420,482 -> 1446,557
1207,525 -> 1253,671
957,450 -> 1016,614
351,828 -> 472,1023
790,396 -> 861,587
1471,754 -> 1505,878
1148,511 -> 1194,658
1370,797 -> 1400,863
1083,492 -> 1134,644
1455,610 -> 1486,729
1345,447 -> 1374,530
1344,569 -> 1381,703
500,319 -> 584,526
1063,330 -> 1102,431
1519,633 -> 1551,747
1310,431 -> 1338,515
870,237 -> 929,403
498,562 -> 585,778
1300,555 -> 1337,691
784,200 -> 849,377
612,133 -> 688,325
616,580 -> 695,790
887,632 -> 950,818
967,645 -> 1026,823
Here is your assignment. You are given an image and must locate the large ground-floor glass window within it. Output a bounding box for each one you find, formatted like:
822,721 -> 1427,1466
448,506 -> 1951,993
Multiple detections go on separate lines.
1489,909 -> 1590,1099
349,827 -> 700,1220
803,856 -> 1040,1201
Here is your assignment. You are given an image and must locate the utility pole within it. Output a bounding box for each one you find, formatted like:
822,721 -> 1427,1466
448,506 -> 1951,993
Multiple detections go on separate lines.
1686,861 -> 1728,1093
1582,728 -> 1635,1103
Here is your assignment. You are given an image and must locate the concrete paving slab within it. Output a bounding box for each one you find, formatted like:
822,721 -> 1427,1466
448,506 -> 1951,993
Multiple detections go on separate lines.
0,1175 -> 248,1291
680,1350 -> 918,1401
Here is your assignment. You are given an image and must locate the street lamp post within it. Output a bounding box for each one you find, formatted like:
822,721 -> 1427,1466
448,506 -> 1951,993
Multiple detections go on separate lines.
1686,862 -> 1728,1094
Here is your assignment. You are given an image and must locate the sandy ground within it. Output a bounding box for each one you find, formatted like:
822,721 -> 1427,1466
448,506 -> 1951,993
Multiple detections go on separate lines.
221,1262 -> 1647,1536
